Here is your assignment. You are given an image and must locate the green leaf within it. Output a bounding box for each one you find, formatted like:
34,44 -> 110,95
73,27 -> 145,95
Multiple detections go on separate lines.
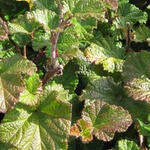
9,15 -> 39,35
123,51 -> 150,82
58,17 -> 97,53
122,51 -> 150,103
133,25 -> 150,45
118,0 -> 129,4
27,9 -> 58,31
117,139 -> 140,150
124,78 -> 150,104
80,77 -> 150,121
69,17 -> 97,39
30,0 -> 57,12
43,82 -> 71,103
39,84 -> 71,118
147,136 -> 150,149
0,84 -> 72,150
116,2 -> 148,28
53,61 -> 78,93
84,38 -> 125,73
58,26 -> 80,56
80,77 -> 124,104
19,74 -> 42,107
0,141 -> 17,150
32,31 -> 51,51
76,16 -> 97,34
70,100 -> 132,142
57,20 -> 90,65
17,0 -> 58,12
26,74 -> 41,94
11,33 -> 31,47
75,58 -> 100,79
0,55 -> 37,112
0,40 -> 15,52
62,0 -> 107,19
8,14 -> 40,47
137,119 -> 150,136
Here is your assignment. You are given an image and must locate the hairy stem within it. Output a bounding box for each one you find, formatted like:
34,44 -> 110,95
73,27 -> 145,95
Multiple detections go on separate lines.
42,1 -> 72,86
126,22 -> 131,52
51,0 -> 63,66
51,32 -> 60,66
33,49 -> 45,63
42,65 -> 62,86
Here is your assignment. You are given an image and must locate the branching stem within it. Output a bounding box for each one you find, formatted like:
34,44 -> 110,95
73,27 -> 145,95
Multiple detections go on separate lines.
42,0 -> 72,86
51,0 -> 63,66
33,49 -> 45,63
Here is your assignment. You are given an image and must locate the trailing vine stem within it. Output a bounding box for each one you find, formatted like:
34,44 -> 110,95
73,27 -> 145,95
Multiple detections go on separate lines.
42,0 -> 72,86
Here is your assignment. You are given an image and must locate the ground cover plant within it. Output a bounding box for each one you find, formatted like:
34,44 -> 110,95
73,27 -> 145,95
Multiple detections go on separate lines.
0,0 -> 150,149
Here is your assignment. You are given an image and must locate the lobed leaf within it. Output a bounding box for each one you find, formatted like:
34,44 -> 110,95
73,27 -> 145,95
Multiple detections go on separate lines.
11,33 -> 31,47
17,0 -> 58,11
117,139 -> 140,150
9,14 -> 39,35
27,9 -> 58,31
122,51 -> 150,103
0,84 -> 72,150
32,31 -> 51,51
30,0 -> 57,11
80,77 -> 150,121
62,0 -> 107,19
122,51 -> 150,82
0,55 -> 37,112
8,14 -> 39,47
84,38 -> 125,73
116,2 -> 148,28
19,74 -> 42,107
70,100 -> 132,142
133,25 -> 150,45
124,78 -> 150,104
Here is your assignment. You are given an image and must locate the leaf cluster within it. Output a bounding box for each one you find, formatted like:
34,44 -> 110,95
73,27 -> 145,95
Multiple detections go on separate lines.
0,0 -> 150,149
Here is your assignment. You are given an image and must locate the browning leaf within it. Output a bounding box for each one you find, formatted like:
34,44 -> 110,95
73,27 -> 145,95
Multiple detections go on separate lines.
0,55 -> 37,112
70,100 -> 132,142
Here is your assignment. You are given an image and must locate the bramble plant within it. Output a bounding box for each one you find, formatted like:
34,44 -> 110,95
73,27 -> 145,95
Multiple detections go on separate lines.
0,0 -> 150,149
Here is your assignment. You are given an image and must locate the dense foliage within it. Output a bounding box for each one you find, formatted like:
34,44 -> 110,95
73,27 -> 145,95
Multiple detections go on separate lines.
0,0 -> 150,149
